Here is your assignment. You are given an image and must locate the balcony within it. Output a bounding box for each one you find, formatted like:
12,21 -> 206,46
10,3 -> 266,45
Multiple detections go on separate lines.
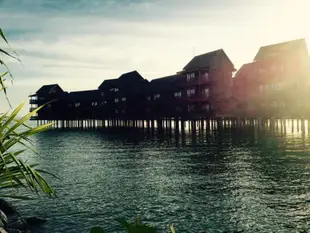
177,94 -> 212,103
178,77 -> 213,87
29,99 -> 38,104
30,116 -> 38,120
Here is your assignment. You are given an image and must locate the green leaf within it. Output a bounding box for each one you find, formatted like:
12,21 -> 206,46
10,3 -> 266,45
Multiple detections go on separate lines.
116,218 -> 157,233
129,225 -> 157,233
0,101 -> 24,133
170,224 -> 176,233
0,48 -> 20,62
0,28 -> 9,44
89,227 -> 105,233
0,28 -> 55,201
0,210 -> 8,225
0,195 -> 32,200
0,28 -> 19,57
115,218 -> 131,231
0,72 -> 8,95
135,215 -> 142,225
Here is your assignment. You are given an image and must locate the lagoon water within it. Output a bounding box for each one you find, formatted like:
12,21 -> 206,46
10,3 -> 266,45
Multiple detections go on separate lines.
12,120 -> 310,232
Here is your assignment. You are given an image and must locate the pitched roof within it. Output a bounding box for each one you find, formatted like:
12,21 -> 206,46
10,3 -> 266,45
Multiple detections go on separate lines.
234,62 -> 258,78
149,74 -> 178,93
36,84 -> 63,94
98,71 -> 145,90
98,71 -> 149,95
98,79 -> 118,89
254,38 -> 308,61
118,70 -> 144,81
183,49 -> 235,71
69,90 -> 100,102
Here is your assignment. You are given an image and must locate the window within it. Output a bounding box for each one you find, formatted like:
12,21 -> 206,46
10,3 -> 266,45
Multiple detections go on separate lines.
188,104 -> 195,112
187,88 -> 196,97
75,102 -> 80,107
110,88 -> 119,92
101,92 -> 104,96
39,97 -> 44,100
203,72 -> 209,80
186,74 -> 191,81
176,107 -> 182,112
186,73 -> 195,81
115,109 -> 119,114
258,68 -> 265,74
174,92 -> 182,98
92,102 -> 98,106
279,101 -> 286,108
122,97 -> 127,102
114,98 -> 119,103
202,104 -> 210,111
270,65 -> 277,71
154,94 -> 160,100
268,52 -> 278,57
272,101 -> 278,108
274,82 -> 282,90
248,101 -> 252,108
202,88 -> 210,97
147,96 -> 151,101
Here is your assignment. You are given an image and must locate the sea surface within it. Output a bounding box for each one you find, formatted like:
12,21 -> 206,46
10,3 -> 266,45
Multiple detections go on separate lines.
10,120 -> 310,233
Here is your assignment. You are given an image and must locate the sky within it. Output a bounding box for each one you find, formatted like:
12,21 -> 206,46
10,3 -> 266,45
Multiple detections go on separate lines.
0,0 -> 310,114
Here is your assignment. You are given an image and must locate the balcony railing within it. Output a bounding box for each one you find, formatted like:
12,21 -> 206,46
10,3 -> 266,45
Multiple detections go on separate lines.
177,94 -> 212,102
29,99 -> 38,104
30,116 -> 38,120
178,77 -> 213,86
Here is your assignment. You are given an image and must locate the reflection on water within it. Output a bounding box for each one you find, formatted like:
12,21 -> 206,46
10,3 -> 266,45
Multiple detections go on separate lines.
11,120 -> 310,233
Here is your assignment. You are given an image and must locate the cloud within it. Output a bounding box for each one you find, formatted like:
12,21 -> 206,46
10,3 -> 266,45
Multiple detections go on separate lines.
0,0 -> 309,115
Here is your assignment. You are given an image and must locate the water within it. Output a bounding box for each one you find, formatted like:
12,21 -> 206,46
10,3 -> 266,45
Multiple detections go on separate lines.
9,120 -> 310,232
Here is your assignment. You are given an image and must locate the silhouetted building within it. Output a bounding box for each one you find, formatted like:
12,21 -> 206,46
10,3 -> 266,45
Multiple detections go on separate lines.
29,84 -> 69,120
175,49 -> 236,118
29,39 -> 310,121
148,74 -> 181,118
233,38 -> 310,117
98,71 -> 149,119
68,90 -> 100,119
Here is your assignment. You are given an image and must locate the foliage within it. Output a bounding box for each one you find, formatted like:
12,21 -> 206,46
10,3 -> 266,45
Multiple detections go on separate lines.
0,28 -> 55,200
88,216 -> 176,233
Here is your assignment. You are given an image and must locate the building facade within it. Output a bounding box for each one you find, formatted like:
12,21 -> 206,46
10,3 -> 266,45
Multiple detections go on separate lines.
29,39 -> 310,120
233,38 -> 310,118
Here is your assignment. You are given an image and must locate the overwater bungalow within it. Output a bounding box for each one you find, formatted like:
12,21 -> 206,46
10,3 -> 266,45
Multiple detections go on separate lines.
97,71 -> 150,120
175,49 -> 236,118
68,90 -> 101,120
29,38 -> 310,124
148,74 -> 179,118
29,84 -> 69,120
233,38 -> 310,118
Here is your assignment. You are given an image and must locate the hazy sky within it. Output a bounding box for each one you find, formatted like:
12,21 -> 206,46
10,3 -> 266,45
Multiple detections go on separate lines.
0,0 -> 309,114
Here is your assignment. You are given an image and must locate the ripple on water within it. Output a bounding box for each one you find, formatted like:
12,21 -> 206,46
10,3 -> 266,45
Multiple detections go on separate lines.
7,125 -> 310,233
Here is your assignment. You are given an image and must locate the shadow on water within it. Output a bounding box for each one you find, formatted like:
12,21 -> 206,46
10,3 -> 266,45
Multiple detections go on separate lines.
13,120 -> 310,233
